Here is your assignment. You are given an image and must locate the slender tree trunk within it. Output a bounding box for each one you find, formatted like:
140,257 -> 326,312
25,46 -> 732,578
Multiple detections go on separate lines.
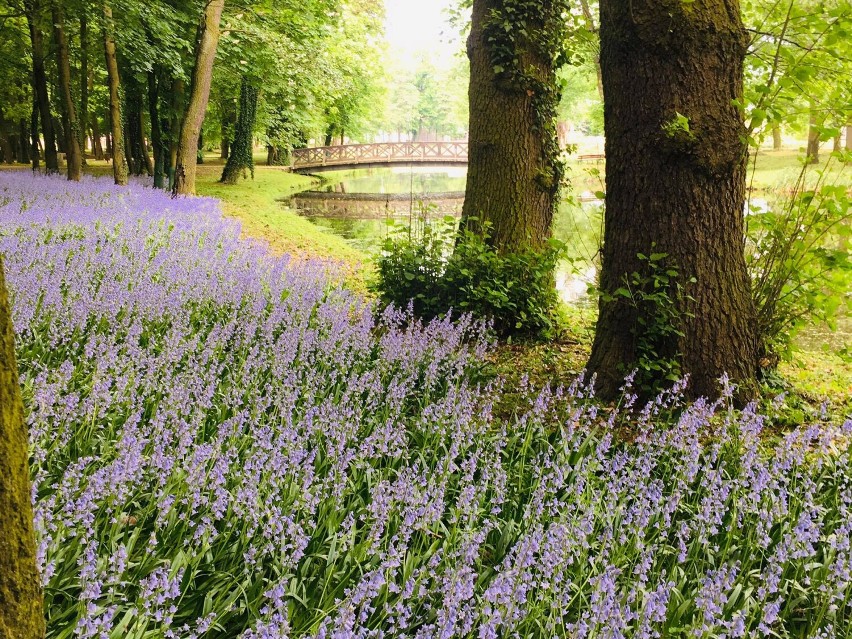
460,0 -> 564,252
168,79 -> 184,190
26,0 -> 58,173
147,71 -> 166,188
18,119 -> 30,164
173,0 -> 225,195
806,108 -> 820,164
29,99 -> 39,171
0,119 -> 12,164
92,119 -> 104,160
0,256 -> 46,639
103,4 -> 127,185
140,112 -> 153,176
52,116 -> 66,154
220,75 -> 258,184
846,123 -> 851,151
79,13 -> 88,164
578,0 -> 604,100
772,124 -> 782,150
589,0 -> 758,400
51,0 -> 83,181
124,82 -> 146,175
220,97 -> 236,159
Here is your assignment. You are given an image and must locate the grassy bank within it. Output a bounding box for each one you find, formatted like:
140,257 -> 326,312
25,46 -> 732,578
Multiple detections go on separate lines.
193,163 -> 369,285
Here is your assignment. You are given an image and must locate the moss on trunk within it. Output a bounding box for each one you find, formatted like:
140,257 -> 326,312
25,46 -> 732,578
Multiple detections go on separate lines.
0,256 -> 45,639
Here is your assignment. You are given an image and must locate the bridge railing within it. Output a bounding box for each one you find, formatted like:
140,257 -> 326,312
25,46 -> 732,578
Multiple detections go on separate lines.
292,141 -> 469,169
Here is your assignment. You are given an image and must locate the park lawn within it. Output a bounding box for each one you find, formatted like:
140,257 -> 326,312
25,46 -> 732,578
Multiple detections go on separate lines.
193,161 -> 370,287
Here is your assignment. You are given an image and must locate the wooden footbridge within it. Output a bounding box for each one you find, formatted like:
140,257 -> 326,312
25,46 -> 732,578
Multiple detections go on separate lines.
291,141 -> 469,173
290,141 -> 605,173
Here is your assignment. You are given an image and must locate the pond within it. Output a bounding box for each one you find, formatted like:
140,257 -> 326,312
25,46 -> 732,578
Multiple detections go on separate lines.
284,166 -> 602,304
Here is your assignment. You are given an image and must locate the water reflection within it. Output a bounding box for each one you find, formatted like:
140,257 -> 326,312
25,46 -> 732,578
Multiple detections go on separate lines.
286,167 -> 603,304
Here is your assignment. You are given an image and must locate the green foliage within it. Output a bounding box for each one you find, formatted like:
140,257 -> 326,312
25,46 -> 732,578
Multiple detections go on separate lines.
748,152 -> 852,361
661,111 -> 694,140
371,217 -> 565,338
220,76 -> 259,184
601,249 -> 696,395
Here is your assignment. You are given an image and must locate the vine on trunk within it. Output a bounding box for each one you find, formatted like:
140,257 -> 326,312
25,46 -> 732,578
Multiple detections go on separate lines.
482,0 -> 570,192
220,76 -> 259,185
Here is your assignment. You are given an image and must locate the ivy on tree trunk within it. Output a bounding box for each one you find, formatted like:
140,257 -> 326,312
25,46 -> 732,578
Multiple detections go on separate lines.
220,76 -> 258,185
460,0 -> 568,253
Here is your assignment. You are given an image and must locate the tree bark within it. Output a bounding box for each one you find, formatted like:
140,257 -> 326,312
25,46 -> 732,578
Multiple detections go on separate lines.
806,108 -> 820,164
846,123 -> 851,151
29,99 -> 39,171
51,0 -> 83,181
124,81 -> 147,176
103,3 -> 127,185
147,71 -> 166,188
460,0 -> 564,253
220,76 -> 258,184
589,0 -> 758,401
0,257 -> 46,639
18,119 -> 30,165
168,78 -> 184,190
91,116 -> 104,161
772,124 -> 782,150
173,0 -> 225,195
25,0 -> 58,173
0,118 -> 12,164
79,13 -> 88,164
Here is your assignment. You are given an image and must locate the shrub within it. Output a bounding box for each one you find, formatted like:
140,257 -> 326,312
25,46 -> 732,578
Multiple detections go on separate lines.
371,217 -> 565,338
600,249 -> 696,395
748,152 -> 852,362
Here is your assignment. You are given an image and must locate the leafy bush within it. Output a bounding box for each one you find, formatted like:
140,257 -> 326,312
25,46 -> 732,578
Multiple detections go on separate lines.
748,153 -> 851,361
599,249 -> 695,395
3,174 -> 852,638
371,218 -> 565,337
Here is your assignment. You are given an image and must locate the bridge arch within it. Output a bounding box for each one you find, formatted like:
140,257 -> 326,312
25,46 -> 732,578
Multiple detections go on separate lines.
291,141 -> 469,173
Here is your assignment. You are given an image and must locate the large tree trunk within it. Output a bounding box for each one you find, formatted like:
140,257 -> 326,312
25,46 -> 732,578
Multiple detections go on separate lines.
26,0 -> 58,173
173,0 -> 225,195
460,0 -> 564,252
0,257 -> 46,639
103,3 -> 127,185
220,76 -> 258,184
51,1 -> 83,181
589,0 -> 758,401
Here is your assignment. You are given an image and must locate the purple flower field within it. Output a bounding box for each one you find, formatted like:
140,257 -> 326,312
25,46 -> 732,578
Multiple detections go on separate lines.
2,172 -> 851,638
